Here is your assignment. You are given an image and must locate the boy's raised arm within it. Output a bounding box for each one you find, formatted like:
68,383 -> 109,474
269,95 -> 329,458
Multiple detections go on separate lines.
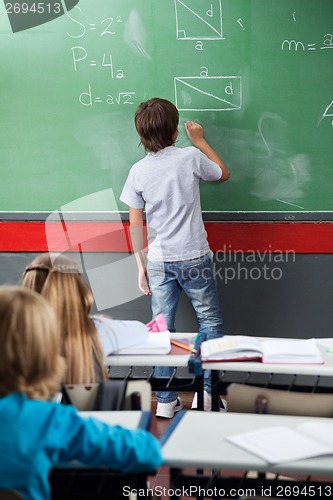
185,120 -> 230,182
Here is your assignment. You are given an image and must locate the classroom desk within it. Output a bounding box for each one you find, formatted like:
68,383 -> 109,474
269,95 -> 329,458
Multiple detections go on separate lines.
78,410 -> 151,428
202,337 -> 333,411
50,411 -> 154,500
162,411 -> 333,498
106,332 -> 195,367
106,333 -> 205,409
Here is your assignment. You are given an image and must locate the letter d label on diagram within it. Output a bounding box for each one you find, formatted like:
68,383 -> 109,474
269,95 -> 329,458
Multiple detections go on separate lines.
225,81 -> 233,95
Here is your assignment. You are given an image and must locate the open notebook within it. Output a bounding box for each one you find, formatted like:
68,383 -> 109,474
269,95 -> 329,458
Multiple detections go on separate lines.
201,336 -> 323,364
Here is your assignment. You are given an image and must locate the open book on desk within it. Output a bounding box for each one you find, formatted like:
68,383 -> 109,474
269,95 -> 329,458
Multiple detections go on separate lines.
228,420 -> 333,464
112,331 -> 171,355
200,336 -> 323,364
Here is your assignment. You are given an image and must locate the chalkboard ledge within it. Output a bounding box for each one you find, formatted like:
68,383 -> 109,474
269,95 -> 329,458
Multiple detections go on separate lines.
1,212 -> 333,222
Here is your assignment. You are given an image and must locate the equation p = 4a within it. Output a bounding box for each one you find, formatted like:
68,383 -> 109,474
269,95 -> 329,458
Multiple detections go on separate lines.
79,84 -> 135,106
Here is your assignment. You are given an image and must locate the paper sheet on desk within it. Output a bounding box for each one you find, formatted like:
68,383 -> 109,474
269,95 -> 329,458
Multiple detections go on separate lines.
227,424 -> 333,464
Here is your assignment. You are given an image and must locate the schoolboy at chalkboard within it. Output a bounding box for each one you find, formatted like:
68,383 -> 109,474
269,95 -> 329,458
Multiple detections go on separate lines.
120,97 -> 230,418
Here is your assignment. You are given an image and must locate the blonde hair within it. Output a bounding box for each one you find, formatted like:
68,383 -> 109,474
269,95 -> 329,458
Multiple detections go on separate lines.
0,286 -> 65,400
22,253 -> 107,384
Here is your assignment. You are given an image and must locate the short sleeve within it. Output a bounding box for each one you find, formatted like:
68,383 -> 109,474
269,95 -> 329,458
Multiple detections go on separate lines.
197,150 -> 222,182
120,169 -> 145,209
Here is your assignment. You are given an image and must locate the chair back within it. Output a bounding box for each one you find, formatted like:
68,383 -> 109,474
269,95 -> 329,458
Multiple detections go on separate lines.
0,491 -> 23,500
63,380 -> 151,411
227,383 -> 333,417
122,380 -> 152,411
63,384 -> 99,410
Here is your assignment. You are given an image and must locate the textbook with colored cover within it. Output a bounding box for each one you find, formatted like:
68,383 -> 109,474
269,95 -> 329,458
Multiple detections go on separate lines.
200,336 -> 323,364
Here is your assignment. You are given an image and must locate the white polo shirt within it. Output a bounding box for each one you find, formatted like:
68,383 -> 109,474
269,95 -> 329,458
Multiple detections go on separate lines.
120,145 -> 222,262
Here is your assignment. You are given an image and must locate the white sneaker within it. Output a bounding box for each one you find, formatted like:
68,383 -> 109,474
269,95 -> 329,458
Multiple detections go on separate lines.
156,397 -> 184,418
191,391 -> 227,412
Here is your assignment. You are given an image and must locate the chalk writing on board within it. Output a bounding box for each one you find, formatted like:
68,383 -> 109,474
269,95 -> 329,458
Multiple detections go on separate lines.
174,76 -> 241,112
322,34 -> 333,49
65,5 -> 138,106
70,47 -> 125,78
281,34 -> 333,51
237,18 -> 245,30
66,6 -> 123,38
321,100 -> 333,127
175,0 -> 224,40
79,85 -> 135,107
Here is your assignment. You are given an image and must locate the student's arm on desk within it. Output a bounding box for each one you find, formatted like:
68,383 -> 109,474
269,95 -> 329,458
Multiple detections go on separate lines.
129,207 -> 151,296
55,405 -> 163,473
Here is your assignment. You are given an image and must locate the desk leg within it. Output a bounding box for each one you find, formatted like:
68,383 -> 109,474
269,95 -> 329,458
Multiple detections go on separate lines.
169,467 -> 204,500
211,370 -> 220,412
169,468 -> 182,498
196,373 -> 204,411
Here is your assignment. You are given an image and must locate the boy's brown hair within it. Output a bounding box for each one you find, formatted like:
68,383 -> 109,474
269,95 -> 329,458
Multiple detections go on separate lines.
134,98 -> 179,153
0,286 -> 65,400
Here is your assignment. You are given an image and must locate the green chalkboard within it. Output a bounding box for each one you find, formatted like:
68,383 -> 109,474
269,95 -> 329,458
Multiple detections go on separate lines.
0,0 -> 332,213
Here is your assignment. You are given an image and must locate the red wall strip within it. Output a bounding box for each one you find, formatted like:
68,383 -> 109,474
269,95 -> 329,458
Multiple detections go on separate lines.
1,221 -> 333,253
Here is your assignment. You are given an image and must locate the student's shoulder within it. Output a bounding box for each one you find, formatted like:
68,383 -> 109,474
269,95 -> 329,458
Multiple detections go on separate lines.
131,155 -> 150,169
175,146 -> 202,163
125,156 -> 151,179
176,145 -> 198,156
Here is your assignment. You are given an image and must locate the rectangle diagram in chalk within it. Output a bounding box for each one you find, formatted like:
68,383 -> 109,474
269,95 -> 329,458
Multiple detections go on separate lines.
175,0 -> 223,40
174,76 -> 242,112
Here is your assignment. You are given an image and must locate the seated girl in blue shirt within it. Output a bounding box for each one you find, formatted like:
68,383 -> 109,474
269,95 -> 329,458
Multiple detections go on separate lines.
0,286 -> 162,500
